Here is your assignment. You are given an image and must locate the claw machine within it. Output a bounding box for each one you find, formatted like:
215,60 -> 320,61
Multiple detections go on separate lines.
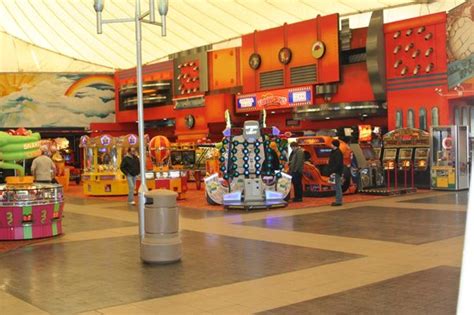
430,125 -> 469,190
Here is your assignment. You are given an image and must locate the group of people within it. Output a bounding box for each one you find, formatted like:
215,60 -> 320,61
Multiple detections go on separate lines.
289,140 -> 344,206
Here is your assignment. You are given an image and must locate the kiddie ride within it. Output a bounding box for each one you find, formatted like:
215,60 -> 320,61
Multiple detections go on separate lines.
0,129 -> 64,240
204,111 -> 291,210
298,136 -> 357,196
146,135 -> 188,199
80,134 -> 139,195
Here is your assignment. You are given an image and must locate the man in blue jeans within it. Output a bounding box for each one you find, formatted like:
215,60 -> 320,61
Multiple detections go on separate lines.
327,139 -> 344,206
289,141 -> 304,202
120,148 -> 140,205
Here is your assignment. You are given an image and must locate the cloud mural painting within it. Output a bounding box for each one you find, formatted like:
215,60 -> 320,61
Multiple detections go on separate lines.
0,73 -> 115,128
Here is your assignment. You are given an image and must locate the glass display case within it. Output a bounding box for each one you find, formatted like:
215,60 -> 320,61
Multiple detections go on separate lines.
430,125 -> 469,190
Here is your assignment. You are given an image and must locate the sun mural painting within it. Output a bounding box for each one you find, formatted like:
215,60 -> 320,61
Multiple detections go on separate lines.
0,73 -> 115,128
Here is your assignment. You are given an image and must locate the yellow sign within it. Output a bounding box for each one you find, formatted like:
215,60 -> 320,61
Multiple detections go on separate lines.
437,176 -> 449,188
448,170 -> 455,184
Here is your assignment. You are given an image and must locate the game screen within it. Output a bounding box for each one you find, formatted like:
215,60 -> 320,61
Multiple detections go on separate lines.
314,147 -> 332,158
171,150 -> 195,166
361,146 -> 376,160
383,149 -> 397,160
181,150 -> 195,166
415,148 -> 429,159
398,148 -> 413,160
171,151 -> 183,165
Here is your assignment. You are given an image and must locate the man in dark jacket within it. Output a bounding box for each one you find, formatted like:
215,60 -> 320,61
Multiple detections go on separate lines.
327,139 -> 344,206
289,141 -> 304,202
120,147 -> 140,205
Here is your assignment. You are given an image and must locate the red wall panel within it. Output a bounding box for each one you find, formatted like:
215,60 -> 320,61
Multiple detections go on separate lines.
384,12 -> 449,131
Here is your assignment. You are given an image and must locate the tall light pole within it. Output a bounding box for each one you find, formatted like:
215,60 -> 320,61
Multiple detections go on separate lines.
93,0 -> 169,239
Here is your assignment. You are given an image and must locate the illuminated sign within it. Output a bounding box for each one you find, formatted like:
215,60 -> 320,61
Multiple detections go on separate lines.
237,97 -> 256,109
236,86 -> 313,113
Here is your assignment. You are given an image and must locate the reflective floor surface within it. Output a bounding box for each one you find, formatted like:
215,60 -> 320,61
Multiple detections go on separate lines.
0,190 -> 467,314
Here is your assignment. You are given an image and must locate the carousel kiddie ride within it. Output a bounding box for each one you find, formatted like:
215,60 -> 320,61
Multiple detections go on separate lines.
204,110 -> 291,210
146,135 -> 188,199
80,134 -> 138,195
298,136 -> 357,196
0,128 -> 64,240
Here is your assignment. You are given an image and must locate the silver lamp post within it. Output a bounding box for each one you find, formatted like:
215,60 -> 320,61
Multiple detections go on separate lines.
93,0 -> 169,240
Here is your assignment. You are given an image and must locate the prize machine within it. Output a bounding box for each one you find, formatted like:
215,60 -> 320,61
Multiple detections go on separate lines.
80,134 -> 128,196
194,139 -> 220,190
204,110 -> 291,209
430,125 -> 469,190
41,138 -> 70,190
382,128 -> 431,193
0,129 -> 64,240
297,136 -> 357,196
349,125 -> 384,191
147,135 -> 188,199
60,147 -> 81,184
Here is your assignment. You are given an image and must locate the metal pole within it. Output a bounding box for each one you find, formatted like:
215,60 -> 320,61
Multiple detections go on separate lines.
135,0 -> 148,239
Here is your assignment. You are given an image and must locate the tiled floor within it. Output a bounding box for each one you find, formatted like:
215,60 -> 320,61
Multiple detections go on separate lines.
238,206 -> 466,244
259,266 -> 460,315
0,189 -> 467,314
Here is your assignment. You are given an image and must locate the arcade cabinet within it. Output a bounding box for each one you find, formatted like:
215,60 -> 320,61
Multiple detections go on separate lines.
382,128 -> 430,190
298,136 -> 357,196
80,134 -> 130,196
431,125 -> 469,190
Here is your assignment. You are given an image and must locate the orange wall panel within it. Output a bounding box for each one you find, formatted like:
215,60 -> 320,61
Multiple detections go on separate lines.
205,94 -> 234,123
287,19 -> 318,67
209,48 -> 240,90
241,33 -> 257,93
255,26 -> 284,74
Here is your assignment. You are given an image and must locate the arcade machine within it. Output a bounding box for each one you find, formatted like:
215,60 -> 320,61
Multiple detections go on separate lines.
350,125 -> 384,191
381,128 -> 431,194
0,129 -> 64,240
80,134 -> 128,196
60,146 -> 81,184
431,125 -> 469,190
147,135 -> 188,199
41,138 -> 70,190
297,136 -> 357,196
204,110 -> 291,209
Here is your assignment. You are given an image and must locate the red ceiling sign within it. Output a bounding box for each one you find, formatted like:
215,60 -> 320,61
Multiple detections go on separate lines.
236,86 -> 313,113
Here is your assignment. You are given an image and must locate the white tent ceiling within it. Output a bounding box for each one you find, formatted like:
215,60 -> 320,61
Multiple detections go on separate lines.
0,0 -> 464,71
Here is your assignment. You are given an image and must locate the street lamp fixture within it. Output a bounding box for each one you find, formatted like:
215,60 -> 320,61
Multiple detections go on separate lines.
93,0 -> 169,240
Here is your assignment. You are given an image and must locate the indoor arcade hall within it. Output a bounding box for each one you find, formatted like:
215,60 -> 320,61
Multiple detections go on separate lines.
0,186 -> 467,315
1,0 -> 474,314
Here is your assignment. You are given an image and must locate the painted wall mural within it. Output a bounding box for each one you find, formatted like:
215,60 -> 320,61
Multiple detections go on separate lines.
447,0 -> 474,88
0,73 -> 115,128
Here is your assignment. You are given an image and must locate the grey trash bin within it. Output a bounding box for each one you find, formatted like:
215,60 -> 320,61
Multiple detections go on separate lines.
140,189 -> 182,263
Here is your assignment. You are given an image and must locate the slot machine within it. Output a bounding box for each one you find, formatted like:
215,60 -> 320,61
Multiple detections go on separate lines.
414,148 -> 430,171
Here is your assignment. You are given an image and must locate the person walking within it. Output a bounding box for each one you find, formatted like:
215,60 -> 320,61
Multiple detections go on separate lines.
31,146 -> 57,183
327,139 -> 344,206
120,147 -> 140,205
289,141 -> 304,202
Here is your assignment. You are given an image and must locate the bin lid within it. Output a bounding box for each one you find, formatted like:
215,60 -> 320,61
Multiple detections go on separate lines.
145,189 -> 178,207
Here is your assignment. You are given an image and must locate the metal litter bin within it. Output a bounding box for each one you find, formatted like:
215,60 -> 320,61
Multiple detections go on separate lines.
140,189 -> 182,263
